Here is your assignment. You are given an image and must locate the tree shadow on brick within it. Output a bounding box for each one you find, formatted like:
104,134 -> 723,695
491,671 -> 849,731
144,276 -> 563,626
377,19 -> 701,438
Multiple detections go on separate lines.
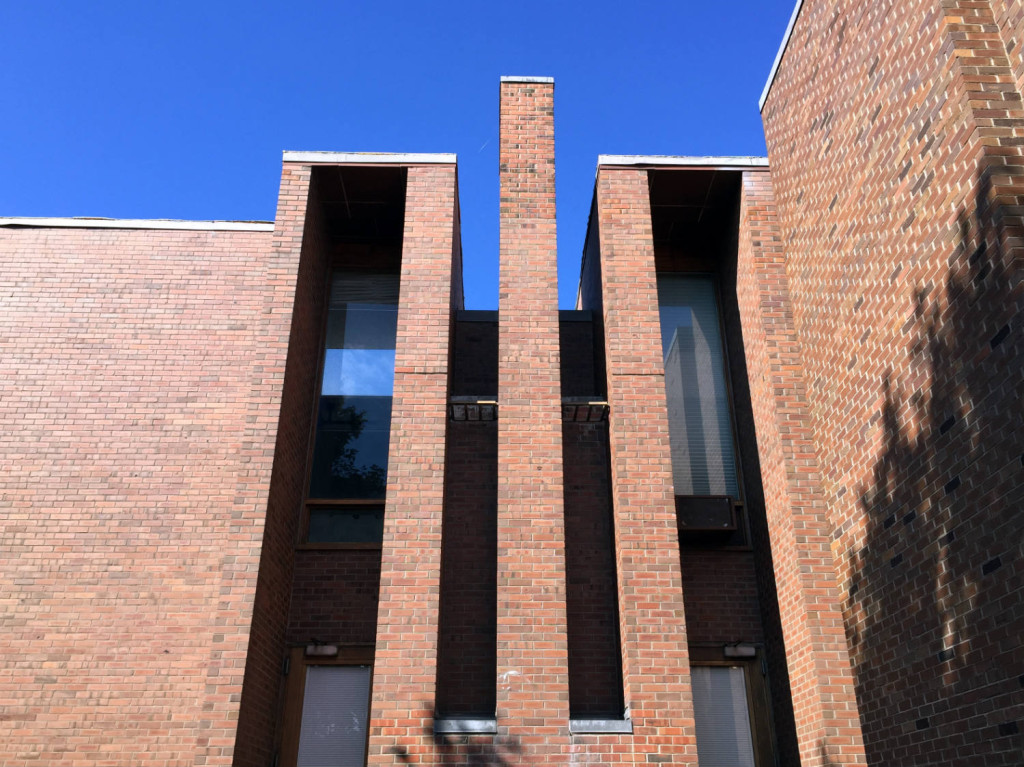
377,707 -> 522,767
847,167 -> 1023,765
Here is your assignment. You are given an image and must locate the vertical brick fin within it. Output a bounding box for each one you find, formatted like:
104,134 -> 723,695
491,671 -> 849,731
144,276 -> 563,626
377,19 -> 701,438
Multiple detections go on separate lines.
235,164 -> 331,765
736,170 -> 867,767
496,78 -> 571,761
594,168 -> 699,764
366,164 -> 458,766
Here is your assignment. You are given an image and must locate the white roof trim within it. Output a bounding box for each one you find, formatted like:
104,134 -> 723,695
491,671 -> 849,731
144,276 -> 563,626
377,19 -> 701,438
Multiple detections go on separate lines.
598,155 -> 769,168
500,75 -> 554,84
759,0 -> 805,111
0,217 -> 274,231
282,151 -> 456,164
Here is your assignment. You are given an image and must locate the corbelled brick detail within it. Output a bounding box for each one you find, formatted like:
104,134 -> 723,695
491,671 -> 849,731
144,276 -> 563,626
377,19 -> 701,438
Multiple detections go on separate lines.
593,167 -> 699,764
735,169 -> 867,767
762,0 -> 1024,762
367,164 -> 459,766
0,224 -> 282,766
496,78 -> 571,762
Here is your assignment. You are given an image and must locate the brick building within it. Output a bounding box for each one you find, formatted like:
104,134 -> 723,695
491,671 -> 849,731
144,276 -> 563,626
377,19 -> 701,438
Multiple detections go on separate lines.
0,1 -> 1022,765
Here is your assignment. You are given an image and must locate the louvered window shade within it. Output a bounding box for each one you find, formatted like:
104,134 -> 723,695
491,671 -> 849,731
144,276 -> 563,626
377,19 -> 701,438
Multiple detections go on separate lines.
296,665 -> 372,767
657,275 -> 739,497
691,666 -> 756,767
329,271 -> 401,306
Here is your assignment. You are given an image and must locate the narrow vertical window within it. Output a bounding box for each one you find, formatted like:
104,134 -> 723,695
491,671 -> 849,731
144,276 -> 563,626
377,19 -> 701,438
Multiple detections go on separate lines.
657,274 -> 739,498
305,271 -> 399,541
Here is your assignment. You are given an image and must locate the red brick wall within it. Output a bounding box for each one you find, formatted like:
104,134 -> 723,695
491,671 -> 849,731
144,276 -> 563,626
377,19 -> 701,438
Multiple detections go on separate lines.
562,421 -> 623,718
286,551 -> 382,645
761,0 -> 1024,762
678,551 -> 763,646
0,224 -> 280,766
367,164 -> 459,765
436,420 -> 497,717
719,199 -> 801,765
235,162 -> 332,766
495,77 -> 571,763
735,168 -> 868,767
593,167 -> 699,764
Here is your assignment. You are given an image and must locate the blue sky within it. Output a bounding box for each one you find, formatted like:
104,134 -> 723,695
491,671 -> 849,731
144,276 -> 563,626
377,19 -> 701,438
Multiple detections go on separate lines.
0,1 -> 794,308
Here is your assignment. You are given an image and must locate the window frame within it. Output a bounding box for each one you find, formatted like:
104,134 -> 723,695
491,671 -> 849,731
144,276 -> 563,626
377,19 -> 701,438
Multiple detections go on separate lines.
279,645 -> 375,767
297,266 -> 396,550
656,271 -> 746,503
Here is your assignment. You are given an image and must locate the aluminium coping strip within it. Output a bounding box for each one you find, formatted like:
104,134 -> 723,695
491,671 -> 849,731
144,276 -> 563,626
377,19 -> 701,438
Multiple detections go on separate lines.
597,155 -> 769,169
759,0 -> 805,112
0,217 -> 274,231
499,75 -> 555,83
282,151 -> 456,164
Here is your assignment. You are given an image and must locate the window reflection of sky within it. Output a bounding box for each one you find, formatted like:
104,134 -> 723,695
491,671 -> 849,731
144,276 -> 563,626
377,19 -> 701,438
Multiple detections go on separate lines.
321,349 -> 396,396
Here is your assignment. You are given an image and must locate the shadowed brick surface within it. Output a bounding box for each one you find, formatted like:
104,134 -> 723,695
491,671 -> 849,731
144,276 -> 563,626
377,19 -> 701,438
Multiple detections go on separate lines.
367,164 -> 459,765
235,162 -> 332,766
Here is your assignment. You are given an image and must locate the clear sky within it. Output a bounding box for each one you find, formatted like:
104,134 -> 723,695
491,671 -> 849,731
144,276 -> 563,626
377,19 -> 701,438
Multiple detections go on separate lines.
0,1 -> 795,309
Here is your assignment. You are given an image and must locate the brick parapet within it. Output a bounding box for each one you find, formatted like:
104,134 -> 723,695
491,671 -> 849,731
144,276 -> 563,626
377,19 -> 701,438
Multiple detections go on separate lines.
594,167 -> 699,763
367,165 -> 459,765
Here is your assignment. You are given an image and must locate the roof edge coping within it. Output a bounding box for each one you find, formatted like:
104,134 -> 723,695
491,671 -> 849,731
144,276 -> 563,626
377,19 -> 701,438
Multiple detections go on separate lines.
0,217 -> 274,232
282,151 -> 457,164
759,0 -> 805,112
597,155 -> 769,169
499,75 -> 554,83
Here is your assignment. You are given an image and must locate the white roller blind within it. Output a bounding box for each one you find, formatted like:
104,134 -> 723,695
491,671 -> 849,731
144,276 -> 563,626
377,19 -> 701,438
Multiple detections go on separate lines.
296,665 -> 372,767
691,665 -> 756,767
657,275 -> 739,497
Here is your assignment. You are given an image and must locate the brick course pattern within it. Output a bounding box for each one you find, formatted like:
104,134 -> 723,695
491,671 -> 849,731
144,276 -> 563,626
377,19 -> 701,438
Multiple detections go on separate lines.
496,78 -> 572,763
762,0 -> 1024,763
235,162 -> 332,766
735,169 -> 868,767
367,164 -> 459,766
592,167 -> 699,764
0,225 -> 281,767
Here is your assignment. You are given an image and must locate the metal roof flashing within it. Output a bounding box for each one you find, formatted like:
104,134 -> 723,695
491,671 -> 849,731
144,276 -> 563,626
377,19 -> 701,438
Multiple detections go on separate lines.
759,0 -> 805,112
499,75 -> 554,84
597,155 -> 769,172
282,151 -> 457,165
0,217 -> 274,232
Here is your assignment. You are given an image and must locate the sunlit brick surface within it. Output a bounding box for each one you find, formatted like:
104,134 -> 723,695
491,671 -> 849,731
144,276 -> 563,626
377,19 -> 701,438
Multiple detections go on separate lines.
762,0 -> 1024,763
0,225 -> 281,766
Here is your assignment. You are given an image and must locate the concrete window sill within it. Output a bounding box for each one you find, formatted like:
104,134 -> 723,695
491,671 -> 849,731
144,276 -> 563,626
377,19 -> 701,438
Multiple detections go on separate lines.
569,718 -> 633,735
433,718 -> 498,735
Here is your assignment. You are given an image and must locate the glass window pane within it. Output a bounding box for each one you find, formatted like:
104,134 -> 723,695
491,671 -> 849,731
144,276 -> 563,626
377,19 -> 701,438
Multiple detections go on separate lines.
309,271 -> 399,501
308,507 -> 385,544
296,665 -> 371,767
691,666 -> 756,767
309,396 -> 391,500
321,349 -> 396,397
657,275 -> 739,497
